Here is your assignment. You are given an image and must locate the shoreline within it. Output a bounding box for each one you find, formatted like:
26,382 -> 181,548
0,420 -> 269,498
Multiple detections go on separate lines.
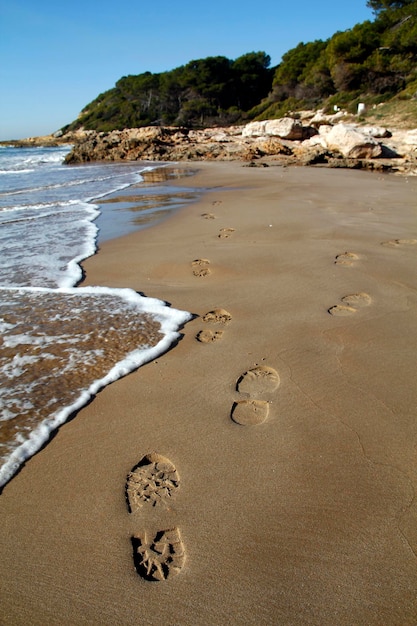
1,162 -> 417,624
93,164 -> 201,243
0,158 -> 197,491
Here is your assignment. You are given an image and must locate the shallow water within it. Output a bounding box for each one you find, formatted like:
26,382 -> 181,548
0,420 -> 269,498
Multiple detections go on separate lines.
0,147 -> 195,488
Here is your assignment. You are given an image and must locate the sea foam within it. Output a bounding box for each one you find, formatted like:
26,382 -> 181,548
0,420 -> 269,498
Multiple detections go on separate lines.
0,286 -> 191,489
0,146 -> 194,490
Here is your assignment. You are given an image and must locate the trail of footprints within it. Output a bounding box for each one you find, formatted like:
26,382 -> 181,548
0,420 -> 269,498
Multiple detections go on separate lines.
330,251 -> 373,316
125,201 -> 415,581
125,362 -> 280,581
192,206 -> 236,277
194,303 -> 280,423
200,199 -> 222,220
331,236 -> 415,315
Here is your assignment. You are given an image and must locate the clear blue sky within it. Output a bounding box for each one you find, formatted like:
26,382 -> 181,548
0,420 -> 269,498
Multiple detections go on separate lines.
0,0 -> 374,140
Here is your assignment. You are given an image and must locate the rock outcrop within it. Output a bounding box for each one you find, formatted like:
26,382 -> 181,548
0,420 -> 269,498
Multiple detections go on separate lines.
322,124 -> 383,159
64,126 -> 249,163
242,117 -> 309,140
61,114 -> 417,175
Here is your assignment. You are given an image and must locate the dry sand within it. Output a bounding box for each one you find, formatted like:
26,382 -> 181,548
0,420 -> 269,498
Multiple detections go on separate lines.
1,162 -> 417,625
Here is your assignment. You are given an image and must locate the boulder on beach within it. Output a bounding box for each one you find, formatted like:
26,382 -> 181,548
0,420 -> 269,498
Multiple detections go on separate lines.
242,117 -> 308,140
324,124 -> 383,159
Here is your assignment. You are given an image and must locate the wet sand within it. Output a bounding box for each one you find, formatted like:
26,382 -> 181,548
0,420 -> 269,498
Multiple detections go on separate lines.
1,162 -> 417,625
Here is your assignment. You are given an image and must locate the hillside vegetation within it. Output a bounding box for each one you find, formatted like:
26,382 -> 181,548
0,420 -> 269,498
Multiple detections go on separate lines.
63,1 -> 417,133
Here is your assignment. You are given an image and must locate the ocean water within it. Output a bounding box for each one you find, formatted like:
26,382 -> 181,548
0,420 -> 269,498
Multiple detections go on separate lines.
0,145 -> 194,489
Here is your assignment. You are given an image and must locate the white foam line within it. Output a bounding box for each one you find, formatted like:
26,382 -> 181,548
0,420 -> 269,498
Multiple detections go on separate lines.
59,205 -> 100,288
0,286 -> 192,489
0,169 -> 35,175
0,166 -> 144,199
0,199 -> 82,213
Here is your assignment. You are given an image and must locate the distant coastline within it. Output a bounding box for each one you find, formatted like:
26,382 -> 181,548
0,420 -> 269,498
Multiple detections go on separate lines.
0,136 -> 72,148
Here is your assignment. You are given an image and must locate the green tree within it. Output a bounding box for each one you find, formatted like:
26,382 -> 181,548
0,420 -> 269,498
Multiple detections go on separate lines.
367,0 -> 414,12
231,51 -> 272,109
180,56 -> 233,107
271,40 -> 330,101
273,41 -> 326,86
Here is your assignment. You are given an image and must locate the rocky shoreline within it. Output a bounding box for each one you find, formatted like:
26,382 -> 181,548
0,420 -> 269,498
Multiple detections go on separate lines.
6,110 -> 417,174
64,111 -> 417,175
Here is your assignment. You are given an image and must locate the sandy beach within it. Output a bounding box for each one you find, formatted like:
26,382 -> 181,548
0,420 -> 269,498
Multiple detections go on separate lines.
1,162 -> 417,625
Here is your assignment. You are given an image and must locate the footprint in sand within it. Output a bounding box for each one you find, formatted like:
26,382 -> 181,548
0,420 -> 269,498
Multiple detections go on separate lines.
328,292 -> 372,316
341,292 -> 372,307
131,528 -> 185,581
201,212 -> 216,219
212,200 -> 222,206
231,399 -> 270,426
195,308 -> 232,343
381,238 -> 417,248
334,252 -> 360,266
328,304 -> 357,317
191,258 -> 211,277
231,365 -> 280,426
218,227 -> 235,239
196,329 -> 224,343
237,365 -> 280,396
126,453 -> 186,581
202,308 -> 232,324
126,453 -> 180,511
